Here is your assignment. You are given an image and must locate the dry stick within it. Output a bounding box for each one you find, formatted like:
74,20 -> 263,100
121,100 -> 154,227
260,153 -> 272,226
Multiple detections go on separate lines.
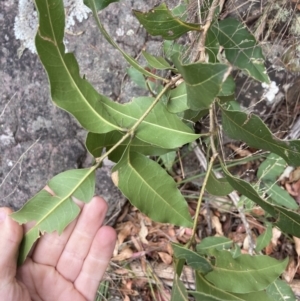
197,0 -> 220,62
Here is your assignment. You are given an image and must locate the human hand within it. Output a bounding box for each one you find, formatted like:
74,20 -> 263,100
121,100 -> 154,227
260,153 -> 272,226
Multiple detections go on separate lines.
0,196 -> 116,301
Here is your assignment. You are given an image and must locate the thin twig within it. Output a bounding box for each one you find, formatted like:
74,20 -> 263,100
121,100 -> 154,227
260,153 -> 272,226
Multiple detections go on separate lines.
96,76 -> 180,163
187,153 -> 218,248
209,103 -> 218,156
192,142 -> 256,254
197,0 -> 220,62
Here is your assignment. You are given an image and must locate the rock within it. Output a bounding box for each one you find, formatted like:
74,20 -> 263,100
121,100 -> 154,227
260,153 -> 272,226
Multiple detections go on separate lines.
0,0 -> 176,223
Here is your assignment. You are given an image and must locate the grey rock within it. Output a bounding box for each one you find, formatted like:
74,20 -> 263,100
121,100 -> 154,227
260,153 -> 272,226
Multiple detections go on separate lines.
0,0 -> 174,223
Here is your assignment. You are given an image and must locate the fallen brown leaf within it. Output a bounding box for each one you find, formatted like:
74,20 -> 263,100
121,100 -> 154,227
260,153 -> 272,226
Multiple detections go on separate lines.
112,247 -> 134,261
294,236 -> 300,256
282,257 -> 298,283
158,252 -> 173,265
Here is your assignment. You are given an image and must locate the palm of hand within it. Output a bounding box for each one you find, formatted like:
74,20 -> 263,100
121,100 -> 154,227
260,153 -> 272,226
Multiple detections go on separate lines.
0,197 -> 116,301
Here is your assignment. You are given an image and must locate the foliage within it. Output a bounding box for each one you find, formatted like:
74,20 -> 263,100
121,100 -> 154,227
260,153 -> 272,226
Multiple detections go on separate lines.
11,0 -> 300,300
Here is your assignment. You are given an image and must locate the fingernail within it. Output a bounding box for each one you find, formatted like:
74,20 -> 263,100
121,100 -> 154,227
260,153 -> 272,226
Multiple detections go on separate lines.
0,210 -> 7,222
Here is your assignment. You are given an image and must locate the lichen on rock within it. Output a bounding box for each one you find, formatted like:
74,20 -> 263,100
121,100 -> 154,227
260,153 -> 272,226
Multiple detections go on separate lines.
14,0 -> 91,54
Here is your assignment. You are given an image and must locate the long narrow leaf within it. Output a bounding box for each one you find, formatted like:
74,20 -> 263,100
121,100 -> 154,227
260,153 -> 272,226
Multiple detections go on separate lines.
112,149 -> 193,227
221,107 -> 300,166
35,0 -> 122,133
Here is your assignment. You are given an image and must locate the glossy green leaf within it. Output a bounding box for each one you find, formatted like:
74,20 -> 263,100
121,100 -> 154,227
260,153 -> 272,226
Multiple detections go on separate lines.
11,168 -> 95,264
212,19 -> 270,83
205,250 -> 288,293
167,83 -> 189,113
172,243 -> 212,274
195,272 -> 273,301
222,166 -> 300,238
266,279 -> 296,301
206,173 -> 234,196
84,0 -> 118,10
171,276 -> 189,301
263,181 -> 299,210
101,97 -> 199,149
35,0 -> 122,134
257,153 -> 286,182
86,131 -> 172,162
197,237 -> 233,255
133,3 -> 200,40
255,223 -> 272,252
221,107 -> 300,166
142,51 -> 173,70
173,55 -> 230,110
112,150 -> 193,227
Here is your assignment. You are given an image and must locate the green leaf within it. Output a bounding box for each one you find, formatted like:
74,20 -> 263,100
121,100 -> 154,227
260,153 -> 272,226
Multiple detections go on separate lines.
173,55 -> 230,110
204,250 -> 288,293
212,19 -> 270,83
230,244 -> 242,259
142,51 -> 173,70
172,3 -> 188,19
133,3 -> 200,40
172,243 -> 212,274
163,40 -> 188,61
195,272 -> 273,301
84,0 -> 118,10
100,96 -> 199,149
266,279 -> 297,301
167,83 -> 189,113
112,149 -> 193,227
11,168 -> 95,264
206,173 -> 234,196
34,0 -> 122,134
127,67 -> 147,89
222,166 -> 300,238
263,181 -> 299,210
257,153 -> 287,182
159,151 -> 177,171
255,223 -> 272,252
221,107 -> 300,166
191,291 -> 223,301
171,276 -> 189,301
218,75 -> 235,97
197,237 -> 233,255
86,131 -> 172,162
195,272 -> 239,301
206,25 -> 220,63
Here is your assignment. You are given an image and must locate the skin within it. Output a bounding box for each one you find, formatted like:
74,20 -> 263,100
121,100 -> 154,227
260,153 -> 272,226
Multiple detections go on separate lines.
0,196 -> 117,301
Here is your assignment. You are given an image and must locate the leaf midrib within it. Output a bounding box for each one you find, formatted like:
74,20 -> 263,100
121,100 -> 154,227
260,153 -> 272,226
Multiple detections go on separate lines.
41,0 -> 120,131
128,154 -> 192,225
223,109 -> 299,157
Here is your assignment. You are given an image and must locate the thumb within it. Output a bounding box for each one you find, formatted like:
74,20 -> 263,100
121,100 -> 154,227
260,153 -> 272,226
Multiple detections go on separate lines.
0,208 -> 23,287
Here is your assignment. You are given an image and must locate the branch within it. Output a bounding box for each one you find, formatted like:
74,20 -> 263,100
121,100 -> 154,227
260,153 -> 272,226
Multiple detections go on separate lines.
197,0 -> 220,62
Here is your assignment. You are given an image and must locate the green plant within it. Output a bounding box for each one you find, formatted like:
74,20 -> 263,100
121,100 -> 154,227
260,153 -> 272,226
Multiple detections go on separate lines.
11,0 -> 300,300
